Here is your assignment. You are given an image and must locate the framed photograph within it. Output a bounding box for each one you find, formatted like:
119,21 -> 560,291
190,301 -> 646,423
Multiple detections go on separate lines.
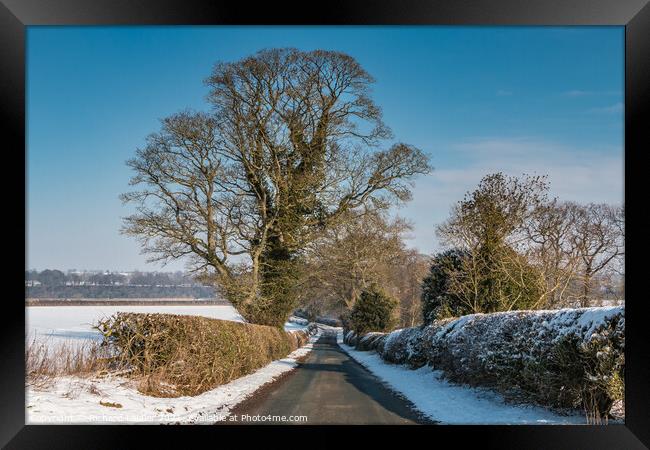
3,0 -> 649,448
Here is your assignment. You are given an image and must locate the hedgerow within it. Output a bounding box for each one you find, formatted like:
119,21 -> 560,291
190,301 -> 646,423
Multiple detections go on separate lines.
343,306 -> 624,421
96,313 -> 316,397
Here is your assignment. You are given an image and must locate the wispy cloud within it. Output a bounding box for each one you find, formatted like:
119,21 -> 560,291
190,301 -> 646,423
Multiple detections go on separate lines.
562,90 -> 621,97
397,137 -> 623,254
588,102 -> 624,114
563,90 -> 592,97
450,137 -> 623,203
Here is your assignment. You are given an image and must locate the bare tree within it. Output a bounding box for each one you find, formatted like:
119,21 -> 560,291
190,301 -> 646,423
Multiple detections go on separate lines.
122,49 -> 431,326
436,173 -> 549,312
523,201 -> 582,308
389,250 -> 429,327
570,203 -> 624,307
298,210 -> 428,327
437,173 -> 550,251
298,210 -> 412,310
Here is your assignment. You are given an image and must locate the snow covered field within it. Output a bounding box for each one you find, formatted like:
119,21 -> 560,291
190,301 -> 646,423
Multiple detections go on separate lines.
27,330 -> 321,424
336,329 -> 587,425
26,305 -> 303,347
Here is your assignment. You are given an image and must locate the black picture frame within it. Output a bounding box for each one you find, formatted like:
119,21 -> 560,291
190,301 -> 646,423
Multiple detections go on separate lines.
2,0 -> 648,448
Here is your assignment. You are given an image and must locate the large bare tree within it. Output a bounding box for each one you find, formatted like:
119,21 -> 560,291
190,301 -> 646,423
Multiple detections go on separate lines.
122,49 -> 431,326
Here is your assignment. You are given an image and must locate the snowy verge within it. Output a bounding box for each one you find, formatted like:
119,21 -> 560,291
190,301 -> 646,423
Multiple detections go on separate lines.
343,306 -> 624,420
336,329 -> 586,425
27,329 -> 321,424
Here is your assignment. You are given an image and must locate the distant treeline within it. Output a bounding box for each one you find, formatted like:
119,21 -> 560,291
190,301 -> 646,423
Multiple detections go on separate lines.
25,269 -> 216,299
25,269 -> 201,287
26,285 -> 215,299
26,298 -> 227,306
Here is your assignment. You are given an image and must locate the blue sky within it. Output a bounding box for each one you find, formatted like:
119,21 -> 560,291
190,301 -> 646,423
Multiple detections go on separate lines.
27,26 -> 624,271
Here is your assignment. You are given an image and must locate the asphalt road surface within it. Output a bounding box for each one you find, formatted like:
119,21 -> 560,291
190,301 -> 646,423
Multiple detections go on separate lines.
227,329 -> 433,425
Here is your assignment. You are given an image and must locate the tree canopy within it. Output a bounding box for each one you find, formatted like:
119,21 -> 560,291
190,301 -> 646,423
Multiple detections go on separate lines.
122,48 -> 431,326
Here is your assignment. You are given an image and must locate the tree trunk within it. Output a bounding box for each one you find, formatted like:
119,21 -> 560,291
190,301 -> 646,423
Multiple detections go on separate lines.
241,234 -> 298,328
581,267 -> 591,307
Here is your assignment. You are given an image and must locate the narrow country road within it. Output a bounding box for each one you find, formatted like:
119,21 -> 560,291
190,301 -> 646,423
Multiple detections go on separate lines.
226,329 -> 434,425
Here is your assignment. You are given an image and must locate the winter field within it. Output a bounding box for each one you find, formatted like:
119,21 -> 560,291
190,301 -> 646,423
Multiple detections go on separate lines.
26,304 -> 314,424
26,304 -> 246,348
27,330 -> 320,424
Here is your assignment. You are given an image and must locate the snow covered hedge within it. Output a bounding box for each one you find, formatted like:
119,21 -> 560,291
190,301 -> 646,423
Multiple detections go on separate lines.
97,313 -> 317,397
287,315 -> 309,326
316,316 -> 343,327
344,307 -> 624,420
